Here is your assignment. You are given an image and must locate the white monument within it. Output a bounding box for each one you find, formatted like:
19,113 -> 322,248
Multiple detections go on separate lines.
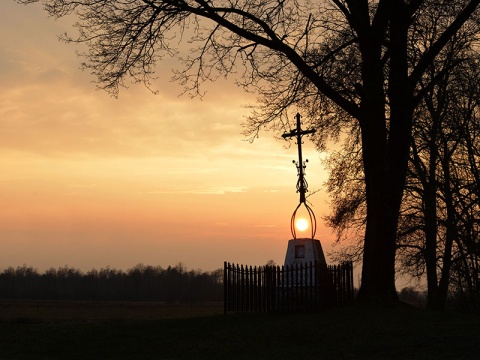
284,237 -> 326,267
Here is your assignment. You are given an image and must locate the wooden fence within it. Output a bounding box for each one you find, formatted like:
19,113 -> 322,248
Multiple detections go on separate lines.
223,261 -> 354,313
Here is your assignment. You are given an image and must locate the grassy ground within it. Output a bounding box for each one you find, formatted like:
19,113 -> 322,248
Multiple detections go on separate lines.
0,300 -> 479,359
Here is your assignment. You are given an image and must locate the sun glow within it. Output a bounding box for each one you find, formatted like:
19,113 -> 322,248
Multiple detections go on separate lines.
295,218 -> 309,232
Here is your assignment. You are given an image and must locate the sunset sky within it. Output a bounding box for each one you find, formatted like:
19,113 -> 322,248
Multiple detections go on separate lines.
0,2 -> 336,273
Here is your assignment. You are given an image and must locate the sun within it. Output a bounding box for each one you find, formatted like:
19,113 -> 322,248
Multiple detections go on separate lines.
295,218 -> 309,232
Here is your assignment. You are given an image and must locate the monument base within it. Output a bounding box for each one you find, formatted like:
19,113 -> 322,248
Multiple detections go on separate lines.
284,238 -> 327,267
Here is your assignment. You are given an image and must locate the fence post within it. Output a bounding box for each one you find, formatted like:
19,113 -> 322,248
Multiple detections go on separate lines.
253,266 -> 257,312
274,265 -> 278,310
336,264 -> 340,305
235,264 -> 240,312
347,261 -> 354,303
292,264 -> 298,310
245,266 -> 252,311
224,262 -> 228,314
263,266 -> 268,311
276,265 -> 281,311
281,265 -> 285,312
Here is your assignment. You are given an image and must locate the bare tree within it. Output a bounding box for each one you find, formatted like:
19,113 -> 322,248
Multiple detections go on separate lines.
17,0 -> 480,303
324,12 -> 480,309
451,58 -> 480,310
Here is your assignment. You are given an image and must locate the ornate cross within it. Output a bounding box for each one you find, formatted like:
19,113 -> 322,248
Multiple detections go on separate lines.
282,113 -> 317,239
282,113 -> 316,204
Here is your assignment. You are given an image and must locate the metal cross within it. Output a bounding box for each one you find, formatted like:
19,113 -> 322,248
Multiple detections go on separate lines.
282,113 -> 317,239
282,113 -> 316,204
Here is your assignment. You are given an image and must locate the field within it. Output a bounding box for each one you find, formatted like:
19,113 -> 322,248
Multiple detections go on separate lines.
0,300 -> 479,359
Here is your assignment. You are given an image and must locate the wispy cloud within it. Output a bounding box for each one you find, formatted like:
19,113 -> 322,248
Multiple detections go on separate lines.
145,186 -> 249,195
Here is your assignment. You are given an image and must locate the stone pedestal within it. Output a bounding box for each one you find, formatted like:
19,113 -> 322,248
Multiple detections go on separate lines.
284,238 -> 327,267
283,238 -> 327,286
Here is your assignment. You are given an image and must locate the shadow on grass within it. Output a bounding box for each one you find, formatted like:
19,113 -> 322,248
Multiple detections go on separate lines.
0,303 -> 479,359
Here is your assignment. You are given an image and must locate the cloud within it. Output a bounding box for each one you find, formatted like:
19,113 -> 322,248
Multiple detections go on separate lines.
145,186 -> 249,195
186,187 -> 249,195
1,3 -> 258,160
0,77 -> 254,158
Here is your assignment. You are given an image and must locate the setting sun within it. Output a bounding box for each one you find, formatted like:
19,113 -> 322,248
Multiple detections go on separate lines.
295,218 -> 309,232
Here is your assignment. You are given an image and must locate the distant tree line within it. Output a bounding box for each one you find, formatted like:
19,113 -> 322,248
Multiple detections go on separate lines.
0,263 -> 223,303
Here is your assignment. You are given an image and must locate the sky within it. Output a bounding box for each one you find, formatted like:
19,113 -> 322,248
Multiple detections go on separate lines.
0,1 -> 336,273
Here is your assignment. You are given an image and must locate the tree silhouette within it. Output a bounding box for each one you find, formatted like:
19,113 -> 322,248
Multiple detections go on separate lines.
324,20 -> 480,309
17,0 -> 480,303
398,52 -> 480,310
0,263 -> 223,302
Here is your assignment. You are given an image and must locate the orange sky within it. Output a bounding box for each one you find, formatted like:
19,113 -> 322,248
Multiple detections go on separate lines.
0,2 -> 335,272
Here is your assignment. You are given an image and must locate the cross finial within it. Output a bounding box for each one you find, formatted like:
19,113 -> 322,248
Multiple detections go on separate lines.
281,113 -> 316,203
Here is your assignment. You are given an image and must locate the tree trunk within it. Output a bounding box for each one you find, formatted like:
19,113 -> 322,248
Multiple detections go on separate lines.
354,50 -> 401,304
424,177 -> 442,309
424,117 -> 441,310
357,194 -> 399,303
355,3 -> 413,303
429,141 -> 456,310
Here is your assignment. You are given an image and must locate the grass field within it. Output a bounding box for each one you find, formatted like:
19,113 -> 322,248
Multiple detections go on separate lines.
0,300 -> 479,359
